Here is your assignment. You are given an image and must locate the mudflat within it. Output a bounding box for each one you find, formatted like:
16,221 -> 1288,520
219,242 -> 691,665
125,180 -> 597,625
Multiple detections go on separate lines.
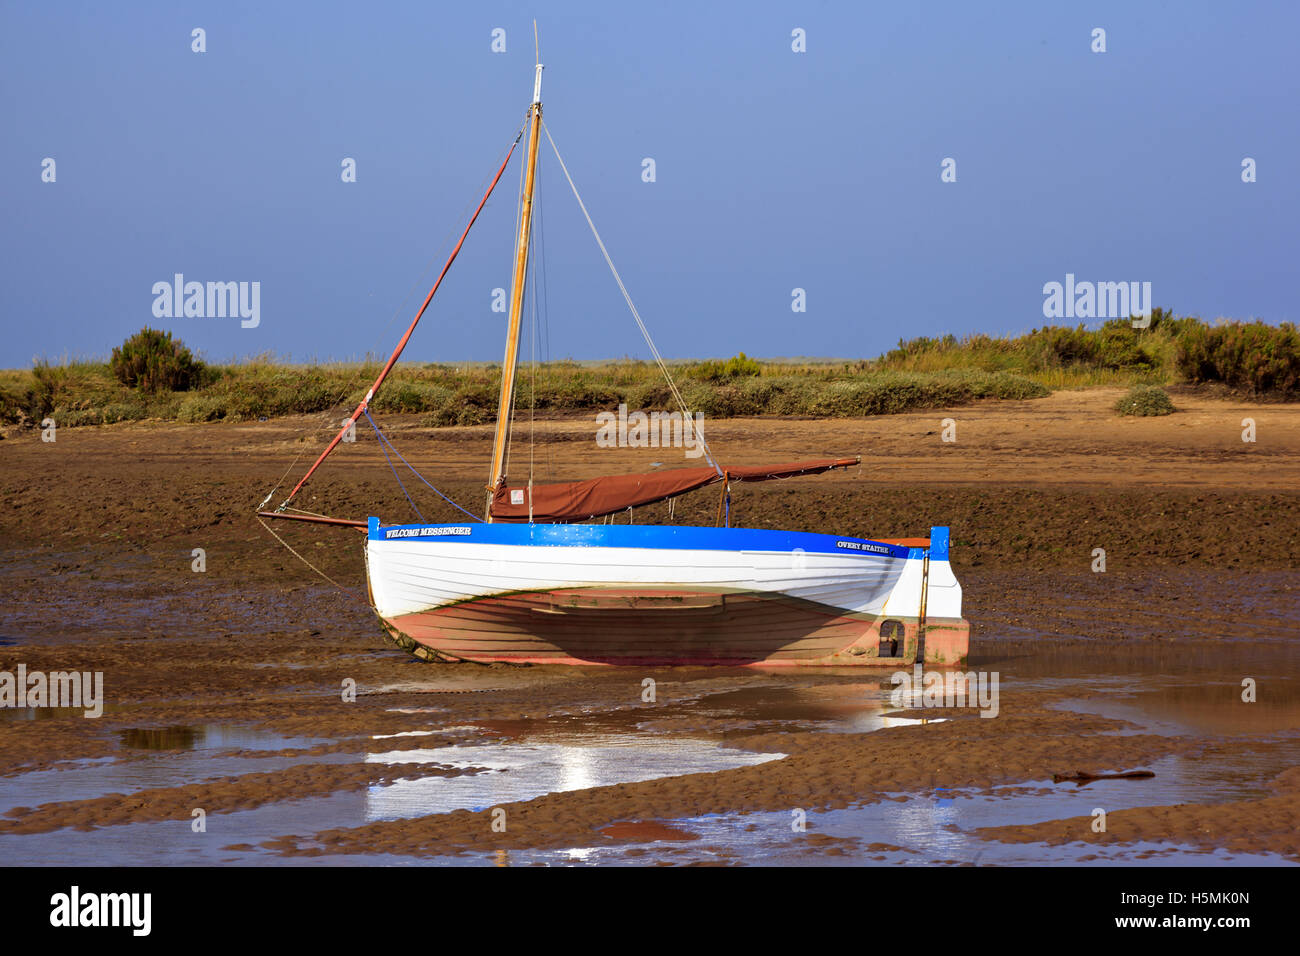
1,388 -> 1297,864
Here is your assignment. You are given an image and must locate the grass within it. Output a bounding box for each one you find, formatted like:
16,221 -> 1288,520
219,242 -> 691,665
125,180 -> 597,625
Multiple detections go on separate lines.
2,310 -> 1294,429
0,358 -> 1048,428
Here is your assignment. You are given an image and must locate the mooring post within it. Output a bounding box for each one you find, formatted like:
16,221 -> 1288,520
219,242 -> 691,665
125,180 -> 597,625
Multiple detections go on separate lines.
917,549 -> 930,665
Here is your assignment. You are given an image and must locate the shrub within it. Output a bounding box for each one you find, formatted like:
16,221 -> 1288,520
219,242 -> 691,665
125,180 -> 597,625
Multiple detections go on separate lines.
694,352 -> 763,381
624,381 -> 675,411
1174,321 -> 1300,396
98,399 -> 149,424
736,377 -> 806,415
1025,326 -> 1102,367
0,385 -> 27,424
111,328 -> 205,392
58,407 -> 104,427
969,371 -> 1052,401
883,334 -> 958,363
371,381 -> 452,414
29,359 -> 70,417
528,378 -> 620,411
882,312 -> 1187,380
176,395 -> 227,422
426,404 -> 490,426
425,383 -> 497,426
1115,385 -> 1175,416
680,371 -> 1045,418
200,369 -> 341,419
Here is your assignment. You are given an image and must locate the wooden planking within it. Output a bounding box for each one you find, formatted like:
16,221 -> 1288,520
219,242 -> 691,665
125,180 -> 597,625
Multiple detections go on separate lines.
387,586 -> 879,663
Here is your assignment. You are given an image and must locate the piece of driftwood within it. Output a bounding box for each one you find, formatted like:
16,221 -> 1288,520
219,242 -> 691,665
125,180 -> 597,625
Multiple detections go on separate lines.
1052,770 -> 1155,784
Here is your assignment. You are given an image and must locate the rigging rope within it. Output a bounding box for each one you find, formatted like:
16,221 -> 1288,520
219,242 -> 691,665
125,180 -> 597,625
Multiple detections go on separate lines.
534,147 -> 555,482
364,410 -> 425,523
260,123 -> 531,517
256,515 -> 367,603
276,120 -> 527,511
256,122 -> 519,603
362,410 -> 484,523
541,120 -> 720,474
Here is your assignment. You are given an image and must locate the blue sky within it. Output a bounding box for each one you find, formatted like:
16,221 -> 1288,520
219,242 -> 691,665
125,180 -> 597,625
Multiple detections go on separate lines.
2,0 -> 1295,367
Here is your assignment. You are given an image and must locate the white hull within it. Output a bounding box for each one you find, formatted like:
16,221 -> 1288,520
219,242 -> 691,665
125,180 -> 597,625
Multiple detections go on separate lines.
362,521 -> 968,666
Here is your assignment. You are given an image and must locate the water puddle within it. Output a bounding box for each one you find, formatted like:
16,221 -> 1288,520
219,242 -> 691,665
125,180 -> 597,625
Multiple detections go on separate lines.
0,715 -> 788,863
0,705 -> 127,723
667,682 -> 942,734
487,749 -> 1299,867
116,724 -> 327,752
0,724 -> 340,818
0,793 -> 387,867
3,640 -> 1299,865
1055,679 -> 1300,737
463,681 -> 927,739
984,642 -> 1300,684
363,734 -> 785,821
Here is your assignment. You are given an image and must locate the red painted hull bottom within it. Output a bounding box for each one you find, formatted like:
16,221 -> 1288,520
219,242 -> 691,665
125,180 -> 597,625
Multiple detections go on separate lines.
377,586 -> 970,667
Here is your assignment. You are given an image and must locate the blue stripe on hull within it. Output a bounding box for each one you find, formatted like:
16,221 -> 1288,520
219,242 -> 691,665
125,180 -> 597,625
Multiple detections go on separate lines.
367,517 -> 936,560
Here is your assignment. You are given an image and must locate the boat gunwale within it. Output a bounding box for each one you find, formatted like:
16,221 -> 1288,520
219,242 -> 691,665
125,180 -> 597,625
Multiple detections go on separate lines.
366,517 -> 948,561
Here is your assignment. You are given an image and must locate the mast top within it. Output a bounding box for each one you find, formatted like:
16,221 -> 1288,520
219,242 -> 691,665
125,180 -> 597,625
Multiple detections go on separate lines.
532,63 -> 544,104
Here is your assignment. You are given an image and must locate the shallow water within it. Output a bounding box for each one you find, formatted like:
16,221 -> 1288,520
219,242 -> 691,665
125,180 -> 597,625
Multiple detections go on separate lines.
418,743 -> 1300,867
4,665 -> 1298,866
3,557 -> 1299,865
0,726 -> 788,865
1054,681 -> 1300,737
0,725 -> 342,818
363,735 -> 785,821
0,793 -> 411,867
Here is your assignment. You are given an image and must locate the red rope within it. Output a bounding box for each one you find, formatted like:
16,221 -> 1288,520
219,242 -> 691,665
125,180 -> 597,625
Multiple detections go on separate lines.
278,128 -> 524,509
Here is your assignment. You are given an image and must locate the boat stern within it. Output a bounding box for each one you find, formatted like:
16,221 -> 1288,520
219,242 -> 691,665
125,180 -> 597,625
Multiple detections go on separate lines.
829,526 -> 970,667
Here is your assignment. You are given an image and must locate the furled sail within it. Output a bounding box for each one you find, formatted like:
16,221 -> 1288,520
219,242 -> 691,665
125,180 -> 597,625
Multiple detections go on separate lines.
489,457 -> 860,523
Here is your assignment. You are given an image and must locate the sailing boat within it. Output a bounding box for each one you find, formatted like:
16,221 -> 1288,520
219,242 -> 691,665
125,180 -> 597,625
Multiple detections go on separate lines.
260,61 -> 970,667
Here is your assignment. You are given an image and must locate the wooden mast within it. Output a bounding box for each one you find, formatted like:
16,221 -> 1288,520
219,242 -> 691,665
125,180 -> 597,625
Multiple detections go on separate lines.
486,63 -> 543,521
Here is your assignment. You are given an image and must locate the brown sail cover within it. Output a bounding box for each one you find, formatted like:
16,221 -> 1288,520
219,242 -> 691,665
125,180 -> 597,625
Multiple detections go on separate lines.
489,457 -> 860,523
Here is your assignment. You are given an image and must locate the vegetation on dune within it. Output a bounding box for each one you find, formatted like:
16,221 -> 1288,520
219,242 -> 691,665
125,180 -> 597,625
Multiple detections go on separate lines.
29,359 -> 70,419
110,327 -> 208,393
1174,320 -> 1300,395
879,309 -> 1186,382
876,309 -> 1300,395
694,351 -> 763,381
1114,385 -> 1176,417
0,352 -> 1047,429
678,370 -> 1046,418
1,311 -> 1294,430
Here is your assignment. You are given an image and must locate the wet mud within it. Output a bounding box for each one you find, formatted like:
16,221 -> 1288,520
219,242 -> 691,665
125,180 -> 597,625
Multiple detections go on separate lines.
1,392 -> 1297,864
